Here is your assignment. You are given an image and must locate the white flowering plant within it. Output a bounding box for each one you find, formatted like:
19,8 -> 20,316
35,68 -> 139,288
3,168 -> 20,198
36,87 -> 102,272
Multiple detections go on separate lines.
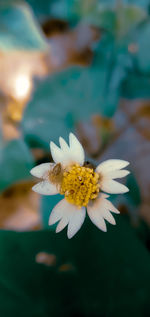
31,133 -> 130,238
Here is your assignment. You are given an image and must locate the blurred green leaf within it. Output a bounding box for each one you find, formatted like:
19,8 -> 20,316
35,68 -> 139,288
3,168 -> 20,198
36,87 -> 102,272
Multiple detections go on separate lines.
124,0 -> 150,8
84,4 -> 146,37
0,216 -> 150,316
0,139 -> 33,192
126,173 -> 141,207
110,172 -> 141,223
26,0 -> 98,22
25,0 -> 150,23
22,48 -> 126,149
122,72 -> 150,98
116,4 -> 146,36
0,0 -> 48,51
133,20 -> 150,73
50,0 -> 146,35
86,7 -> 116,31
50,0 -> 98,22
26,0 -> 53,19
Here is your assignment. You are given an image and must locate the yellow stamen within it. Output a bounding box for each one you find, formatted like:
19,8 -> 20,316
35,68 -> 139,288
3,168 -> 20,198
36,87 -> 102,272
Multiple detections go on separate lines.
60,164 -> 100,208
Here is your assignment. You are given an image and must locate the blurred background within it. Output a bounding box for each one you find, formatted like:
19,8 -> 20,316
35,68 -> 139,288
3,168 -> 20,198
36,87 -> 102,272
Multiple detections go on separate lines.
0,0 -> 150,316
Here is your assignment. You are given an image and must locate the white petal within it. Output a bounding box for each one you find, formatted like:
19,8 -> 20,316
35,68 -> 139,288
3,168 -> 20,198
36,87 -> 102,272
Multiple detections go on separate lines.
59,137 -> 70,152
50,141 -> 64,164
96,159 -> 129,174
50,139 -> 77,168
69,133 -> 85,166
88,207 -> 107,232
102,199 -> 120,214
59,137 -> 74,167
101,179 -> 129,194
32,181 -> 58,195
49,199 -> 86,238
49,199 -> 68,225
87,193 -> 119,231
106,169 -> 130,179
56,217 -> 69,233
67,207 -> 86,239
99,193 -> 110,199
50,134 -> 85,167
30,163 -> 54,179
101,209 -> 116,225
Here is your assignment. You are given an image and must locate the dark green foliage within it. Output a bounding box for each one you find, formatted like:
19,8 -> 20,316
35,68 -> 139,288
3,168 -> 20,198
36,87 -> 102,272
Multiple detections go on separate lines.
122,72 -> 150,98
126,173 -> 141,208
0,217 -> 150,317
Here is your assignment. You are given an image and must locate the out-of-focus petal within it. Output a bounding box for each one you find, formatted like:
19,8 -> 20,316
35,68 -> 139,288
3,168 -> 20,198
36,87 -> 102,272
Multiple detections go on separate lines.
69,133 -> 85,166
59,137 -> 70,152
30,163 -> 54,179
105,169 -> 130,179
32,181 -> 58,195
101,208 -> 116,225
87,193 -> 120,231
49,198 -> 86,238
101,179 -> 129,194
50,141 -> 64,164
50,134 -> 84,167
96,159 -> 129,174
67,206 -> 86,239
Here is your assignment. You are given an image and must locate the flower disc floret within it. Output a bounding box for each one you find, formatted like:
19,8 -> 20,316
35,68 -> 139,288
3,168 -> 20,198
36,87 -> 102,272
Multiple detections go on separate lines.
60,164 -> 100,207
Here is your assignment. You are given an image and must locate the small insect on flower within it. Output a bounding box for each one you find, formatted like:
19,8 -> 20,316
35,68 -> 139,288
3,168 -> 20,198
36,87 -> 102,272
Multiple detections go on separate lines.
49,163 -> 64,187
30,133 -> 130,239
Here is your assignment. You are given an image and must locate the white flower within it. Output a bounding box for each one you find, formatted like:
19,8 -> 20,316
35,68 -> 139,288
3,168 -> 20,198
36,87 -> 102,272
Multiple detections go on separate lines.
30,133 -> 130,239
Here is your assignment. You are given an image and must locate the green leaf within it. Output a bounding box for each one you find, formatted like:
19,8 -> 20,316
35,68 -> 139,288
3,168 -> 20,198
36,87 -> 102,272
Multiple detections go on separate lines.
22,49 -> 124,149
127,0 -> 150,9
50,0 -> 98,22
0,0 -> 48,51
116,5 -> 147,36
126,173 -> 141,207
122,72 -> 150,98
0,216 -> 150,316
84,4 -> 146,37
110,172 -> 141,223
85,7 -> 116,31
26,0 -> 53,19
50,0 -> 147,35
0,139 -> 34,192
133,20 -> 150,73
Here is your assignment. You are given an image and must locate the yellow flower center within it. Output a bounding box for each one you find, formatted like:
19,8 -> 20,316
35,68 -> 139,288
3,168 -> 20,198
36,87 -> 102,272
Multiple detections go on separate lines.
60,164 -> 100,208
